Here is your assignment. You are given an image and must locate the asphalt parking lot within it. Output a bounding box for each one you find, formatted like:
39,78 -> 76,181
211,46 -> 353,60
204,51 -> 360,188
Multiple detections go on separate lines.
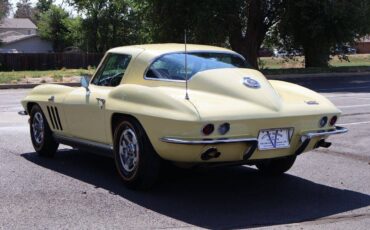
0,75 -> 369,229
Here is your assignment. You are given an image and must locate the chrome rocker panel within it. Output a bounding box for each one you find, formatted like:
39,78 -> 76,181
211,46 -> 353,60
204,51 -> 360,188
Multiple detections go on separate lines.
53,133 -> 114,158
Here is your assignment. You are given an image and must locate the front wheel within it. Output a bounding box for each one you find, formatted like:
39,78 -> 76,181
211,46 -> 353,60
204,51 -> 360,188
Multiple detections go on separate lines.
113,118 -> 161,189
30,104 -> 59,157
256,155 -> 296,176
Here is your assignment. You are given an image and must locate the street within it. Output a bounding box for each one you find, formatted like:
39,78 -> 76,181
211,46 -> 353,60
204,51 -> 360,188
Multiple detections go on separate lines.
0,75 -> 370,229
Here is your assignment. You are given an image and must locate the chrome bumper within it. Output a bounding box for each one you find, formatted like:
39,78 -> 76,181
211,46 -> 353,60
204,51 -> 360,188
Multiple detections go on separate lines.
160,137 -> 258,145
295,126 -> 348,155
301,126 -> 348,140
160,126 -> 347,161
161,126 -> 347,145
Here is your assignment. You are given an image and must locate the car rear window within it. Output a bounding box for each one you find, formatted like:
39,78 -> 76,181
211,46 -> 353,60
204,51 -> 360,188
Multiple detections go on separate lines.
145,52 -> 249,81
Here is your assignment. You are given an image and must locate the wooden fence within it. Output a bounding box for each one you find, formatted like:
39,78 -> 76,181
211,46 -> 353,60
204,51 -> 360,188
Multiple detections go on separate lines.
0,53 -> 104,71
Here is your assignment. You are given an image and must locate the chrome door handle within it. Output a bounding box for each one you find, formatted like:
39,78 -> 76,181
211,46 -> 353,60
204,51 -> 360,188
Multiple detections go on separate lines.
96,98 -> 105,103
96,98 -> 106,109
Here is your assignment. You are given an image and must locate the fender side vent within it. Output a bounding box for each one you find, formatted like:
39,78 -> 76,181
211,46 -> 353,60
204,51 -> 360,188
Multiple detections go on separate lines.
46,106 -> 63,131
54,107 -> 63,130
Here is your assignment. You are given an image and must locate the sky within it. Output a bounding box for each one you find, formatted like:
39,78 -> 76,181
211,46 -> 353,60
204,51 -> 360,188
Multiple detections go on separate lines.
8,0 -> 75,17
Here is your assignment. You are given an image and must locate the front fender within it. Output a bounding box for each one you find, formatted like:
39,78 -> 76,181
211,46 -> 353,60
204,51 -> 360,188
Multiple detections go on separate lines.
21,84 -> 75,111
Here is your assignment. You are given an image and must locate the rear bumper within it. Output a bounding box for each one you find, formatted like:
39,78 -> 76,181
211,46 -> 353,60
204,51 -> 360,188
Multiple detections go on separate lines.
301,126 -> 348,139
160,137 -> 257,145
159,126 -> 348,162
294,126 -> 348,155
161,126 -> 348,145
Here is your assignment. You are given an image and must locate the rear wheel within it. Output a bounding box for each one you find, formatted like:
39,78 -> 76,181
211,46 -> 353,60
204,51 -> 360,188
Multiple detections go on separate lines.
113,118 -> 161,189
30,104 -> 59,157
256,155 -> 296,175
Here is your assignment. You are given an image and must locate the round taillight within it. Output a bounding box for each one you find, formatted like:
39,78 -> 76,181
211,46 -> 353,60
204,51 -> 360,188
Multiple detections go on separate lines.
319,116 -> 328,127
218,123 -> 230,135
202,124 -> 214,136
329,116 -> 338,126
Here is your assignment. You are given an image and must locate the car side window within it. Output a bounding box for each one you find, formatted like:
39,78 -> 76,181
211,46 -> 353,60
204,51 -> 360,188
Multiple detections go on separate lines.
92,53 -> 132,87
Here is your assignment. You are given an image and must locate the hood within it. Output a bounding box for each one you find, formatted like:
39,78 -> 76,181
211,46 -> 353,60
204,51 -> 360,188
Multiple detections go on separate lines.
185,68 -> 339,120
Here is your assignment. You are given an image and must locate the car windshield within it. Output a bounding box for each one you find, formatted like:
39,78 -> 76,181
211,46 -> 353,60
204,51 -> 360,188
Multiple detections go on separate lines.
145,52 -> 249,81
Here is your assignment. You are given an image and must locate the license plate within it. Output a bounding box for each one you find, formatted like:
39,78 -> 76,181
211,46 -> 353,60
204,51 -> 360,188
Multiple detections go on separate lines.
258,128 -> 293,150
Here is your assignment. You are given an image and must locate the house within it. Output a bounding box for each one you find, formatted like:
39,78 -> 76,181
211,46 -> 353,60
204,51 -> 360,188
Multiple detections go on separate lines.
355,36 -> 370,54
0,18 -> 53,53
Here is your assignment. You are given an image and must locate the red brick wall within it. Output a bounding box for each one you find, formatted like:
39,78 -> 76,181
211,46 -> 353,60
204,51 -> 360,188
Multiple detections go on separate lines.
355,42 -> 370,54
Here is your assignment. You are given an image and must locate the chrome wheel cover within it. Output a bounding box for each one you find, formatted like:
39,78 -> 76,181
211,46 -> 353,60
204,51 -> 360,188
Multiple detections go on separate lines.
32,112 -> 44,144
119,127 -> 139,173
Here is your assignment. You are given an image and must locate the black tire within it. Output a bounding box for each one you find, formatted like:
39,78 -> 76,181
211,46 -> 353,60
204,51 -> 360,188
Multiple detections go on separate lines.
113,118 -> 161,189
30,104 -> 59,157
256,155 -> 296,176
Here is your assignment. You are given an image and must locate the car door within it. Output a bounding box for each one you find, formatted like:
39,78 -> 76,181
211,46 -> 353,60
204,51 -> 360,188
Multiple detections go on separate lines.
63,53 -> 132,144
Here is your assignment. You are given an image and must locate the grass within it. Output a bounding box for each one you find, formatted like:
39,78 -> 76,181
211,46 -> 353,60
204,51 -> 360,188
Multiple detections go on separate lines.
1,54 -> 370,84
260,54 -> 370,75
0,68 -> 95,84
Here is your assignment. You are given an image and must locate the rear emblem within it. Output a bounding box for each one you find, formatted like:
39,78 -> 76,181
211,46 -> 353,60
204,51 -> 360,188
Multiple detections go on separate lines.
243,77 -> 260,89
305,100 -> 319,105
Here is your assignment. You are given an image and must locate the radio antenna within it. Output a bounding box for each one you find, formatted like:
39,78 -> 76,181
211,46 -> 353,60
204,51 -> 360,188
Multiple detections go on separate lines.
184,29 -> 190,100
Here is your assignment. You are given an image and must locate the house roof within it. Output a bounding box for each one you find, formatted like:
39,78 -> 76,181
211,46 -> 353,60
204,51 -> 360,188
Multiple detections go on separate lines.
0,18 -> 37,29
0,32 -> 38,44
355,35 -> 370,43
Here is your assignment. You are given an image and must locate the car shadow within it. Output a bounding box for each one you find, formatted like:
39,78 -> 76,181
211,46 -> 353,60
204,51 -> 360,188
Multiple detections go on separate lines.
21,150 -> 370,229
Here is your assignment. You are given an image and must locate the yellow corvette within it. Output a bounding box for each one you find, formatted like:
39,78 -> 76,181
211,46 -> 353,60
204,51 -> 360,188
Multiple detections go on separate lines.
20,44 -> 347,189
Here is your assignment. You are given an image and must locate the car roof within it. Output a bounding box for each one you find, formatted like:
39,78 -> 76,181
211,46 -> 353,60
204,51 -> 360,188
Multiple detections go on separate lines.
108,43 -> 236,57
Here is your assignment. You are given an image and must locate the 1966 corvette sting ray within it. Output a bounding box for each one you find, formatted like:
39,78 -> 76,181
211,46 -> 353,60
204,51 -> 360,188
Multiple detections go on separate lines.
20,44 -> 347,189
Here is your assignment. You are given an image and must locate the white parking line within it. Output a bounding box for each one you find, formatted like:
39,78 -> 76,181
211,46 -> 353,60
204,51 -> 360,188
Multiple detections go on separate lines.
338,121 -> 370,126
337,104 -> 370,108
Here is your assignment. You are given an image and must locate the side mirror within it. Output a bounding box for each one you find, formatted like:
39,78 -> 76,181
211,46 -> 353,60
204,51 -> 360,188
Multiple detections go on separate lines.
80,75 -> 91,95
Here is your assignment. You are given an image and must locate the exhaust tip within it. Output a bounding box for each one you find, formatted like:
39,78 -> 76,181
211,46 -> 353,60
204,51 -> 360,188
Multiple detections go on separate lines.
314,139 -> 332,149
201,147 -> 221,160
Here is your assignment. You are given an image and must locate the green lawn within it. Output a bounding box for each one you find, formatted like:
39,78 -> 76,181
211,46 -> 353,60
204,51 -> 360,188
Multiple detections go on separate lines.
0,69 -> 95,84
1,54 -> 370,84
260,54 -> 370,75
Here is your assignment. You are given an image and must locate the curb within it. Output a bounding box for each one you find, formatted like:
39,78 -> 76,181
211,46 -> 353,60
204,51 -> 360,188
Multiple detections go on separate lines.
1,71 -> 370,89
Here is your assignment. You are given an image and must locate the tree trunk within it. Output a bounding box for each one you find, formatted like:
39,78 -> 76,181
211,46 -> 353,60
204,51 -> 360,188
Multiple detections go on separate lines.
304,42 -> 330,68
229,0 -> 268,69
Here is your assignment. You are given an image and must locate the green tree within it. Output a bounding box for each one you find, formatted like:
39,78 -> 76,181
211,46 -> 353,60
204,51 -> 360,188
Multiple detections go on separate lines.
38,5 -> 71,51
63,16 -> 84,48
0,0 -> 11,19
278,0 -> 370,67
14,0 -> 36,22
137,0 -> 285,69
68,0 -> 140,52
34,0 -> 54,21
36,0 -> 53,12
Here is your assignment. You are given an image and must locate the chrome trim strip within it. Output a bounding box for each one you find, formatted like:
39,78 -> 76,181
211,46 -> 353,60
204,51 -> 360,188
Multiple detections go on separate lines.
53,134 -> 113,151
303,126 -> 348,139
160,137 -> 258,145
